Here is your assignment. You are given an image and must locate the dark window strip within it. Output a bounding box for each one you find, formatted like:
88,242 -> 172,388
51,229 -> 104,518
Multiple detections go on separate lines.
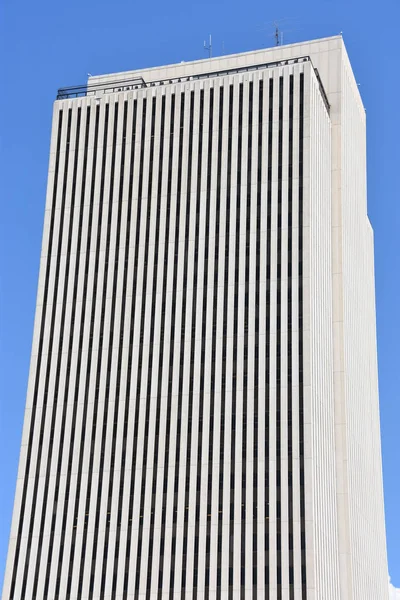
132,94 -> 161,597
165,92 -> 186,598
19,109 -> 72,600
216,83 -> 233,600
71,102 -> 110,599
192,86 -> 214,600
120,97 -> 148,598
43,106 -> 91,600
204,85 -> 224,600
264,77 -> 274,598
288,74 -> 295,600
299,71 -> 307,599
276,75 -> 284,600
9,109 -> 63,600
99,100 -> 129,597
252,78 -> 263,600
240,80 -> 253,598
180,88 -> 204,598
110,99 -> 138,597
31,107 -> 82,599
152,93 -> 176,598
228,82 -> 243,600
63,104 -> 101,599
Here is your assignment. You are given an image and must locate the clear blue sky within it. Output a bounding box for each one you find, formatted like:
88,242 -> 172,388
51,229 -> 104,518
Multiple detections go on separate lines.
0,0 -> 399,591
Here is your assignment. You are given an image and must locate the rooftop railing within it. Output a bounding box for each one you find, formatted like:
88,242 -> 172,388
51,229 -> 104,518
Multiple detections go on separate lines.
56,76 -> 146,99
56,55 -> 330,112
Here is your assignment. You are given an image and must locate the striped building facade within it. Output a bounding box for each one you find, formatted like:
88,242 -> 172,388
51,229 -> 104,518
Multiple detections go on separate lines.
2,37 -> 388,599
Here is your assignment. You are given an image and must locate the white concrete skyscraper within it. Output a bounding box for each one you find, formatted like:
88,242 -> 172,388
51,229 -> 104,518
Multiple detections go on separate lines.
3,36 -> 389,599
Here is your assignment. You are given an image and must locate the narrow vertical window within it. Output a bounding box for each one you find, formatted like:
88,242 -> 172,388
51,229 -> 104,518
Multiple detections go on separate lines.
216,83 -> 234,600
299,71 -> 307,600
241,80 -> 253,597
288,74 -> 295,600
265,77 -> 274,595
253,78 -> 263,599
276,75 -> 284,600
228,82 -> 244,600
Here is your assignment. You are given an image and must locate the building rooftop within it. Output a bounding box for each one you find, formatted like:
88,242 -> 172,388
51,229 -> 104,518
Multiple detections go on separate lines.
57,35 -> 343,111
55,35 -> 364,113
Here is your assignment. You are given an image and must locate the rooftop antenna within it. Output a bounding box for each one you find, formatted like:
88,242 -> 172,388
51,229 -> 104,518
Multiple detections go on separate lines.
257,17 -> 299,48
274,21 -> 281,46
204,34 -> 212,58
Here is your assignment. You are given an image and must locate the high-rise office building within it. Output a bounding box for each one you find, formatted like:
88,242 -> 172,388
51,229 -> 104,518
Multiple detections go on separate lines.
3,36 -> 388,599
